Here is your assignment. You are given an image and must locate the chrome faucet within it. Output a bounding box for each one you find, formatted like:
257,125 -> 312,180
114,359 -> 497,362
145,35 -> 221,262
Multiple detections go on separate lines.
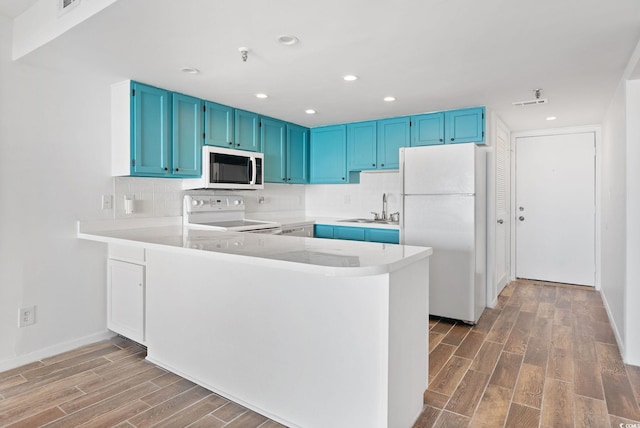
382,193 -> 388,221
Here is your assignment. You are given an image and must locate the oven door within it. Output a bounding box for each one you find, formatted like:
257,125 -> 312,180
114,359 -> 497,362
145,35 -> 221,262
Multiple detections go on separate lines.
203,147 -> 264,190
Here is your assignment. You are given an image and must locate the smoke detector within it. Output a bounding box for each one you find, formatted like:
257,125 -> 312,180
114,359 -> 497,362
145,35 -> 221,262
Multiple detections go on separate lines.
512,89 -> 548,106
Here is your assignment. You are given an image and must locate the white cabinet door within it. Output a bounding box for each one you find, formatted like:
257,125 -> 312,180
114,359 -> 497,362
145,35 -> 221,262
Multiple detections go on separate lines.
108,259 -> 145,343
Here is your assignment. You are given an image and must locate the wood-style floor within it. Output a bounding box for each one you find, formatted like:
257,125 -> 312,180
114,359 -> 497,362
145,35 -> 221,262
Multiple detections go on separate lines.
0,336 -> 285,427
415,279 -> 640,428
1,280 -> 639,427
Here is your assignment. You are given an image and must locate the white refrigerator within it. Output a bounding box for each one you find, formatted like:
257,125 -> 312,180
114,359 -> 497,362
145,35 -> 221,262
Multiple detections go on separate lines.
400,144 -> 486,324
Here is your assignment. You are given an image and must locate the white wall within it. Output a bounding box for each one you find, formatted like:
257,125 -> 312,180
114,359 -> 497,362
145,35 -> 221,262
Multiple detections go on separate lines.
600,80 -> 628,355
0,16 -> 114,370
624,80 -> 640,364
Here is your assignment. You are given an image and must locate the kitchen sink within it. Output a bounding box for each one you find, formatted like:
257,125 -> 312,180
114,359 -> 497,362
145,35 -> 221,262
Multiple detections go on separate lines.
338,218 -> 399,225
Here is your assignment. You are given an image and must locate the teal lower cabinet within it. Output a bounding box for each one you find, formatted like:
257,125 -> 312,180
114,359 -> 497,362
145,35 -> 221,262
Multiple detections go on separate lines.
313,225 -> 399,244
314,225 -> 334,239
364,228 -> 400,244
334,226 -> 365,241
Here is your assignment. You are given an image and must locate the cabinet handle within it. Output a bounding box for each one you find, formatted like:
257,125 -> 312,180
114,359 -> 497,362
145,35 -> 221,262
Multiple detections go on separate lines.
164,167 -> 168,171
381,163 -> 384,167
282,178 -> 286,181
440,138 -> 443,142
228,142 -> 233,146
341,177 -> 345,180
236,143 -> 241,147
372,163 -> 375,167
450,138 -> 455,142
175,168 -> 179,172
287,178 -> 291,181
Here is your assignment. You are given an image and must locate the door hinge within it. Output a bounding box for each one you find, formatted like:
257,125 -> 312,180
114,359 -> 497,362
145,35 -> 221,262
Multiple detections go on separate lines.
131,159 -> 136,166
409,121 -> 412,127
203,105 -> 206,112
482,112 -> 484,119
131,89 -> 135,96
482,131 -> 485,137
203,132 -> 206,139
259,121 -> 262,127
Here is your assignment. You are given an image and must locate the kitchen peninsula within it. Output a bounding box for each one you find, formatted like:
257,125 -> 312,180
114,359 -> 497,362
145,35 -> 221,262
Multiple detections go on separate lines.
78,221 -> 432,428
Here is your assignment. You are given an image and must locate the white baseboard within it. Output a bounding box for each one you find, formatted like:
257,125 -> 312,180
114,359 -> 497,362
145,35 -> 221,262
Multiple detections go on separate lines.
0,330 -> 115,373
600,291 -> 626,362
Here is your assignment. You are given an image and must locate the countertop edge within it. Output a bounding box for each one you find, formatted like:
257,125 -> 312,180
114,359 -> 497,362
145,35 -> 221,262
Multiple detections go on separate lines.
77,226 -> 432,278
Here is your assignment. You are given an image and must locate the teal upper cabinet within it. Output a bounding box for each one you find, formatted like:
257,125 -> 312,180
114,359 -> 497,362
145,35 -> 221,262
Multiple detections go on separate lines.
377,117 -> 410,169
204,101 -> 234,148
171,93 -> 202,178
411,112 -> 445,146
262,117 -> 287,183
310,125 -> 347,183
263,121 -> 309,184
234,109 -> 260,152
347,121 -> 377,171
286,124 -> 309,184
113,81 -> 202,178
131,82 -> 171,176
445,107 -> 485,144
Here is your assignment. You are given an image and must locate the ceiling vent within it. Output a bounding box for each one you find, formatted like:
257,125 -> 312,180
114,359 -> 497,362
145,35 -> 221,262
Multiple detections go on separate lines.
58,0 -> 80,16
512,88 -> 548,106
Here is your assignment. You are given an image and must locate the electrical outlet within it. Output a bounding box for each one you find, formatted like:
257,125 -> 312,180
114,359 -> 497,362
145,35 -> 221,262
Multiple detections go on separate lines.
102,194 -> 113,210
19,306 -> 35,327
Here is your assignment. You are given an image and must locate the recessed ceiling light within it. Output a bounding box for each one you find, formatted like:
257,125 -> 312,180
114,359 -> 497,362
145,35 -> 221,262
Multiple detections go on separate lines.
305,109 -> 317,115
255,93 -> 269,99
546,116 -> 557,121
278,35 -> 299,46
343,75 -> 358,81
384,96 -> 396,102
180,67 -> 200,74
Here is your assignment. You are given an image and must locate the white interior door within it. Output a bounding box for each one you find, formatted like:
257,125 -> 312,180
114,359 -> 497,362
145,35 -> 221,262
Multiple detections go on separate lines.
495,127 -> 510,292
515,132 -> 595,286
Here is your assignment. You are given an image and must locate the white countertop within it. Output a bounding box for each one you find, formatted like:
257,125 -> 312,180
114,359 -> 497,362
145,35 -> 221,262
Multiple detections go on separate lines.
78,221 -> 430,277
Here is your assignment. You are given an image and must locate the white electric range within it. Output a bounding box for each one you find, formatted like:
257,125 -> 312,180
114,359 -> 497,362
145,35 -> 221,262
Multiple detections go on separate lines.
183,194 -> 282,234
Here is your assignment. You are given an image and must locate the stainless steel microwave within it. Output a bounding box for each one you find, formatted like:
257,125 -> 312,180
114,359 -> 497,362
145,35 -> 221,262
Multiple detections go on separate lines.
202,146 -> 264,190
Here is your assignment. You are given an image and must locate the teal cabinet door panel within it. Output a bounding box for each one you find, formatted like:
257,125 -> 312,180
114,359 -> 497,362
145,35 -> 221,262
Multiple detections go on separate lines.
204,101 -> 234,148
411,112 -> 444,146
310,125 -> 347,183
314,225 -> 334,239
262,118 -> 287,183
347,121 -> 377,171
172,93 -> 202,178
334,226 -> 366,241
377,117 -> 409,169
365,228 -> 399,244
131,82 -> 171,176
314,225 -> 399,244
446,107 -> 485,144
235,109 -> 260,151
287,124 -> 309,184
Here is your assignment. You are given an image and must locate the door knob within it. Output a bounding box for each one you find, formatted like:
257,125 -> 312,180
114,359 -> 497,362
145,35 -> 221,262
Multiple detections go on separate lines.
497,219 -> 504,224
519,216 -> 525,221
519,206 -> 525,211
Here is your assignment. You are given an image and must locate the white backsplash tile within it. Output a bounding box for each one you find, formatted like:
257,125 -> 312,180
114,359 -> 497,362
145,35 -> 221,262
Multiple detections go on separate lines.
305,171 -> 401,218
113,170 -> 401,221
114,177 -> 184,219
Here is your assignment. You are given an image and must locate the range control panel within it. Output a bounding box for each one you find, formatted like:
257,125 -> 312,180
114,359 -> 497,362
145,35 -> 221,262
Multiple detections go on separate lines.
184,195 -> 245,214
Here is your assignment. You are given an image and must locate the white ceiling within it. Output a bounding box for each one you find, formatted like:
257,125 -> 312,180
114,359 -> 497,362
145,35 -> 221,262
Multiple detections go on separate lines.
6,0 -> 640,131
0,0 -> 37,18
